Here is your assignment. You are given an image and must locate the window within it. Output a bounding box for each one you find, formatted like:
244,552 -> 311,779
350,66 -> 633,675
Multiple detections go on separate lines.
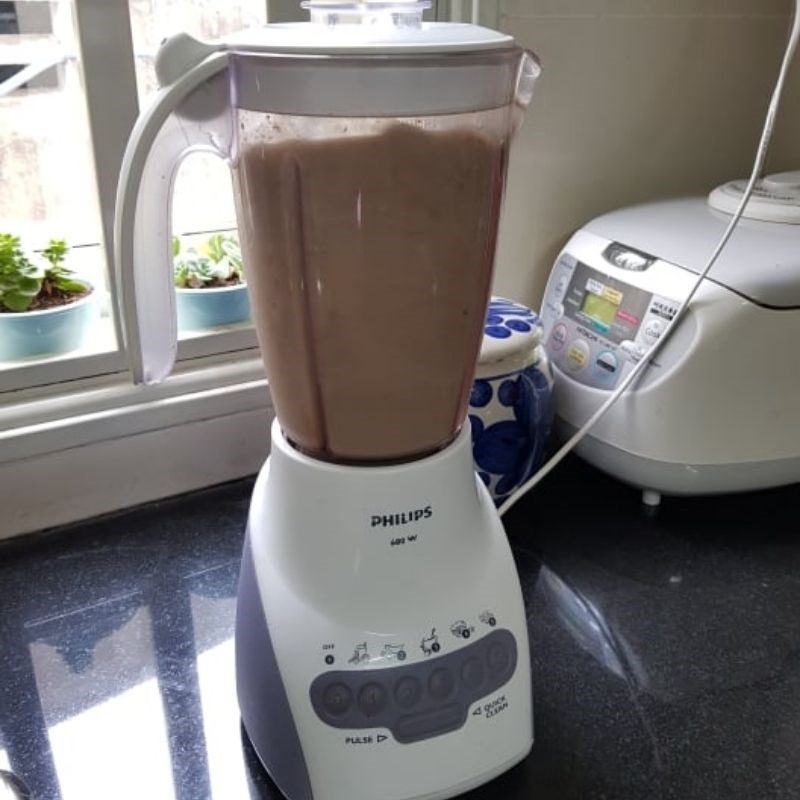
0,0 -> 268,394
0,0 -> 125,389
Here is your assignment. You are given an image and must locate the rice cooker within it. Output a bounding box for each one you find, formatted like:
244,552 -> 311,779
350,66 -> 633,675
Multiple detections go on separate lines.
540,172 -> 800,502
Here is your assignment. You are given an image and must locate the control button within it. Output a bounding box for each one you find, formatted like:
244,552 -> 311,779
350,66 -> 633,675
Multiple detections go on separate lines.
461,657 -> 485,689
620,340 -> 646,363
549,322 -> 568,351
565,339 -> 590,372
595,351 -> 618,375
554,274 -> 568,299
487,642 -> 510,675
324,654 -> 335,666
322,683 -> 353,716
357,682 -> 387,717
642,318 -> 665,345
395,703 -> 463,744
428,668 -> 455,700
616,308 -> 639,327
394,676 -> 422,709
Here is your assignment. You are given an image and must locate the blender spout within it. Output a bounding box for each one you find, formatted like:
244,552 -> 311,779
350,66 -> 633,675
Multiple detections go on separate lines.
515,50 -> 541,111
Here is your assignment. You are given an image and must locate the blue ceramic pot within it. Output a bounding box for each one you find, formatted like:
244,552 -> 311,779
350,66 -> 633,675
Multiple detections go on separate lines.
0,285 -> 96,362
176,283 -> 251,332
469,297 -> 554,504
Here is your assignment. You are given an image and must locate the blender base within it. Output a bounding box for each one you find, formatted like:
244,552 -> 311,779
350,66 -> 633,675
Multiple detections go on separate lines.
236,420 -> 533,800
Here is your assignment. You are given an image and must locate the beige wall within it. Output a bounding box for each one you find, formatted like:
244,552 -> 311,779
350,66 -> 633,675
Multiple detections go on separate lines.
493,0 -> 800,310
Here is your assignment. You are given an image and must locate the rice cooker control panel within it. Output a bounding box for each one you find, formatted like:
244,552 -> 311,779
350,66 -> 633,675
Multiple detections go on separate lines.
541,252 -> 680,391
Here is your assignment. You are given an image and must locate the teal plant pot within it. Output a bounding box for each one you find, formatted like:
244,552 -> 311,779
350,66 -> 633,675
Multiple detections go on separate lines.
175,283 -> 251,332
0,285 -> 96,362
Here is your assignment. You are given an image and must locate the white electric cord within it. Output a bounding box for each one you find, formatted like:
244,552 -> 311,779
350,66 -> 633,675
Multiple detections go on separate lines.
498,0 -> 800,518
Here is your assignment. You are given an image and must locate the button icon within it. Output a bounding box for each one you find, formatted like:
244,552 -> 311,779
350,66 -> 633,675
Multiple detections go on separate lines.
348,642 -> 370,665
358,682 -> 387,717
549,322 -> 568,351
322,683 -> 353,716
450,620 -> 475,640
420,628 -> 441,656
380,643 -> 407,662
565,340 -> 590,371
479,610 -> 497,627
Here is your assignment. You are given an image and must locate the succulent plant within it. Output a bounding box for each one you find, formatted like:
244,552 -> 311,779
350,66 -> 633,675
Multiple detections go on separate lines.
173,233 -> 244,289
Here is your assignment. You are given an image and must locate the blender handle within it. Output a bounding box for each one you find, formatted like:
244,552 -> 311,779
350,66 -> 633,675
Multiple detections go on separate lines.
114,48 -> 231,385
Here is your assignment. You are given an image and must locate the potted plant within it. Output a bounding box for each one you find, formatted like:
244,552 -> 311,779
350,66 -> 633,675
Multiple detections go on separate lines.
173,232 -> 250,332
0,234 -> 96,361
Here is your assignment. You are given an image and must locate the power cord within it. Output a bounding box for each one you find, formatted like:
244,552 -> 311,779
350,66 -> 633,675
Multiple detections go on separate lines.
498,0 -> 800,518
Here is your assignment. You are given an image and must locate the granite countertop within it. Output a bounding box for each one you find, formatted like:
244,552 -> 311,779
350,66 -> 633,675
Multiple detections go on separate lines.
2,456 -> 800,800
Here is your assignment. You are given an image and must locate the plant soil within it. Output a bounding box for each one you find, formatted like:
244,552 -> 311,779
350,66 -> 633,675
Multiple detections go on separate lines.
186,276 -> 243,290
0,280 -> 91,313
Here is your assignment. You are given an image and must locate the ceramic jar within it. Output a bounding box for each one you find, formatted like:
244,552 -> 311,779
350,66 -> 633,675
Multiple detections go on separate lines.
469,297 -> 554,504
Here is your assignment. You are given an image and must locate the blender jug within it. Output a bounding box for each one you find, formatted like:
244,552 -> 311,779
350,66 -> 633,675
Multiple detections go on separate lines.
115,0 -> 540,462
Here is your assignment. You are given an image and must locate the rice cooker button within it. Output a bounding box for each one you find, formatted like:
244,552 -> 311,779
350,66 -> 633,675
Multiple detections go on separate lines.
554,274 -> 569,299
620,340 -> 645,363
643,318 -> 665,344
595,351 -> 618,375
550,322 -> 568,351
565,340 -> 590,372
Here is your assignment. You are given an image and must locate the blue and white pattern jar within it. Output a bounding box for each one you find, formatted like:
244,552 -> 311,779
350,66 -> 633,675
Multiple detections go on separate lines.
469,297 -> 554,505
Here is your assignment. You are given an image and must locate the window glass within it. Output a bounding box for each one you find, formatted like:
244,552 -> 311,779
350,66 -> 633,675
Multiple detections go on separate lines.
0,0 -> 118,368
130,1 -> 266,337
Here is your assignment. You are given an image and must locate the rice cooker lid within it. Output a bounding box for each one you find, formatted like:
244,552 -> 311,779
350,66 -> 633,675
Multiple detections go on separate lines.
583,194 -> 800,309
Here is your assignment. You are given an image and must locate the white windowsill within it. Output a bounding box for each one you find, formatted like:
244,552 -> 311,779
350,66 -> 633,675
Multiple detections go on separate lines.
0,355 -> 275,540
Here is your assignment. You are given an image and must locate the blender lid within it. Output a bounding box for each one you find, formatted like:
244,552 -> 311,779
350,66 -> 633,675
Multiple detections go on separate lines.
223,1 -> 516,55
224,22 -> 515,55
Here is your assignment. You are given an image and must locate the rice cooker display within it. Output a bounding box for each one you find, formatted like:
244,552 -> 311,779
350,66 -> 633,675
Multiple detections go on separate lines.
564,263 -> 652,345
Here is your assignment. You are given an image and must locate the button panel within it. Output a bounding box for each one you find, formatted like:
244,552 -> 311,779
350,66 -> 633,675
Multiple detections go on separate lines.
309,629 -> 517,744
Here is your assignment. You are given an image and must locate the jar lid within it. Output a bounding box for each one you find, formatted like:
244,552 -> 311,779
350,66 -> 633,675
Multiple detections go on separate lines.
477,297 -> 543,376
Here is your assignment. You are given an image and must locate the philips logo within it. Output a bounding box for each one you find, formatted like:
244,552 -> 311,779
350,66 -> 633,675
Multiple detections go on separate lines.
371,506 -> 432,528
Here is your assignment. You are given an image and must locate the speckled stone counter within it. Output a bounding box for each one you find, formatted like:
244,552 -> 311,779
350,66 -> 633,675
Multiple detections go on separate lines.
1,457 -> 799,800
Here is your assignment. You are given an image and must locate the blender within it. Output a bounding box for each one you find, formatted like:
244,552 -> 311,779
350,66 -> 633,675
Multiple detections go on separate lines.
114,4 -> 540,799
